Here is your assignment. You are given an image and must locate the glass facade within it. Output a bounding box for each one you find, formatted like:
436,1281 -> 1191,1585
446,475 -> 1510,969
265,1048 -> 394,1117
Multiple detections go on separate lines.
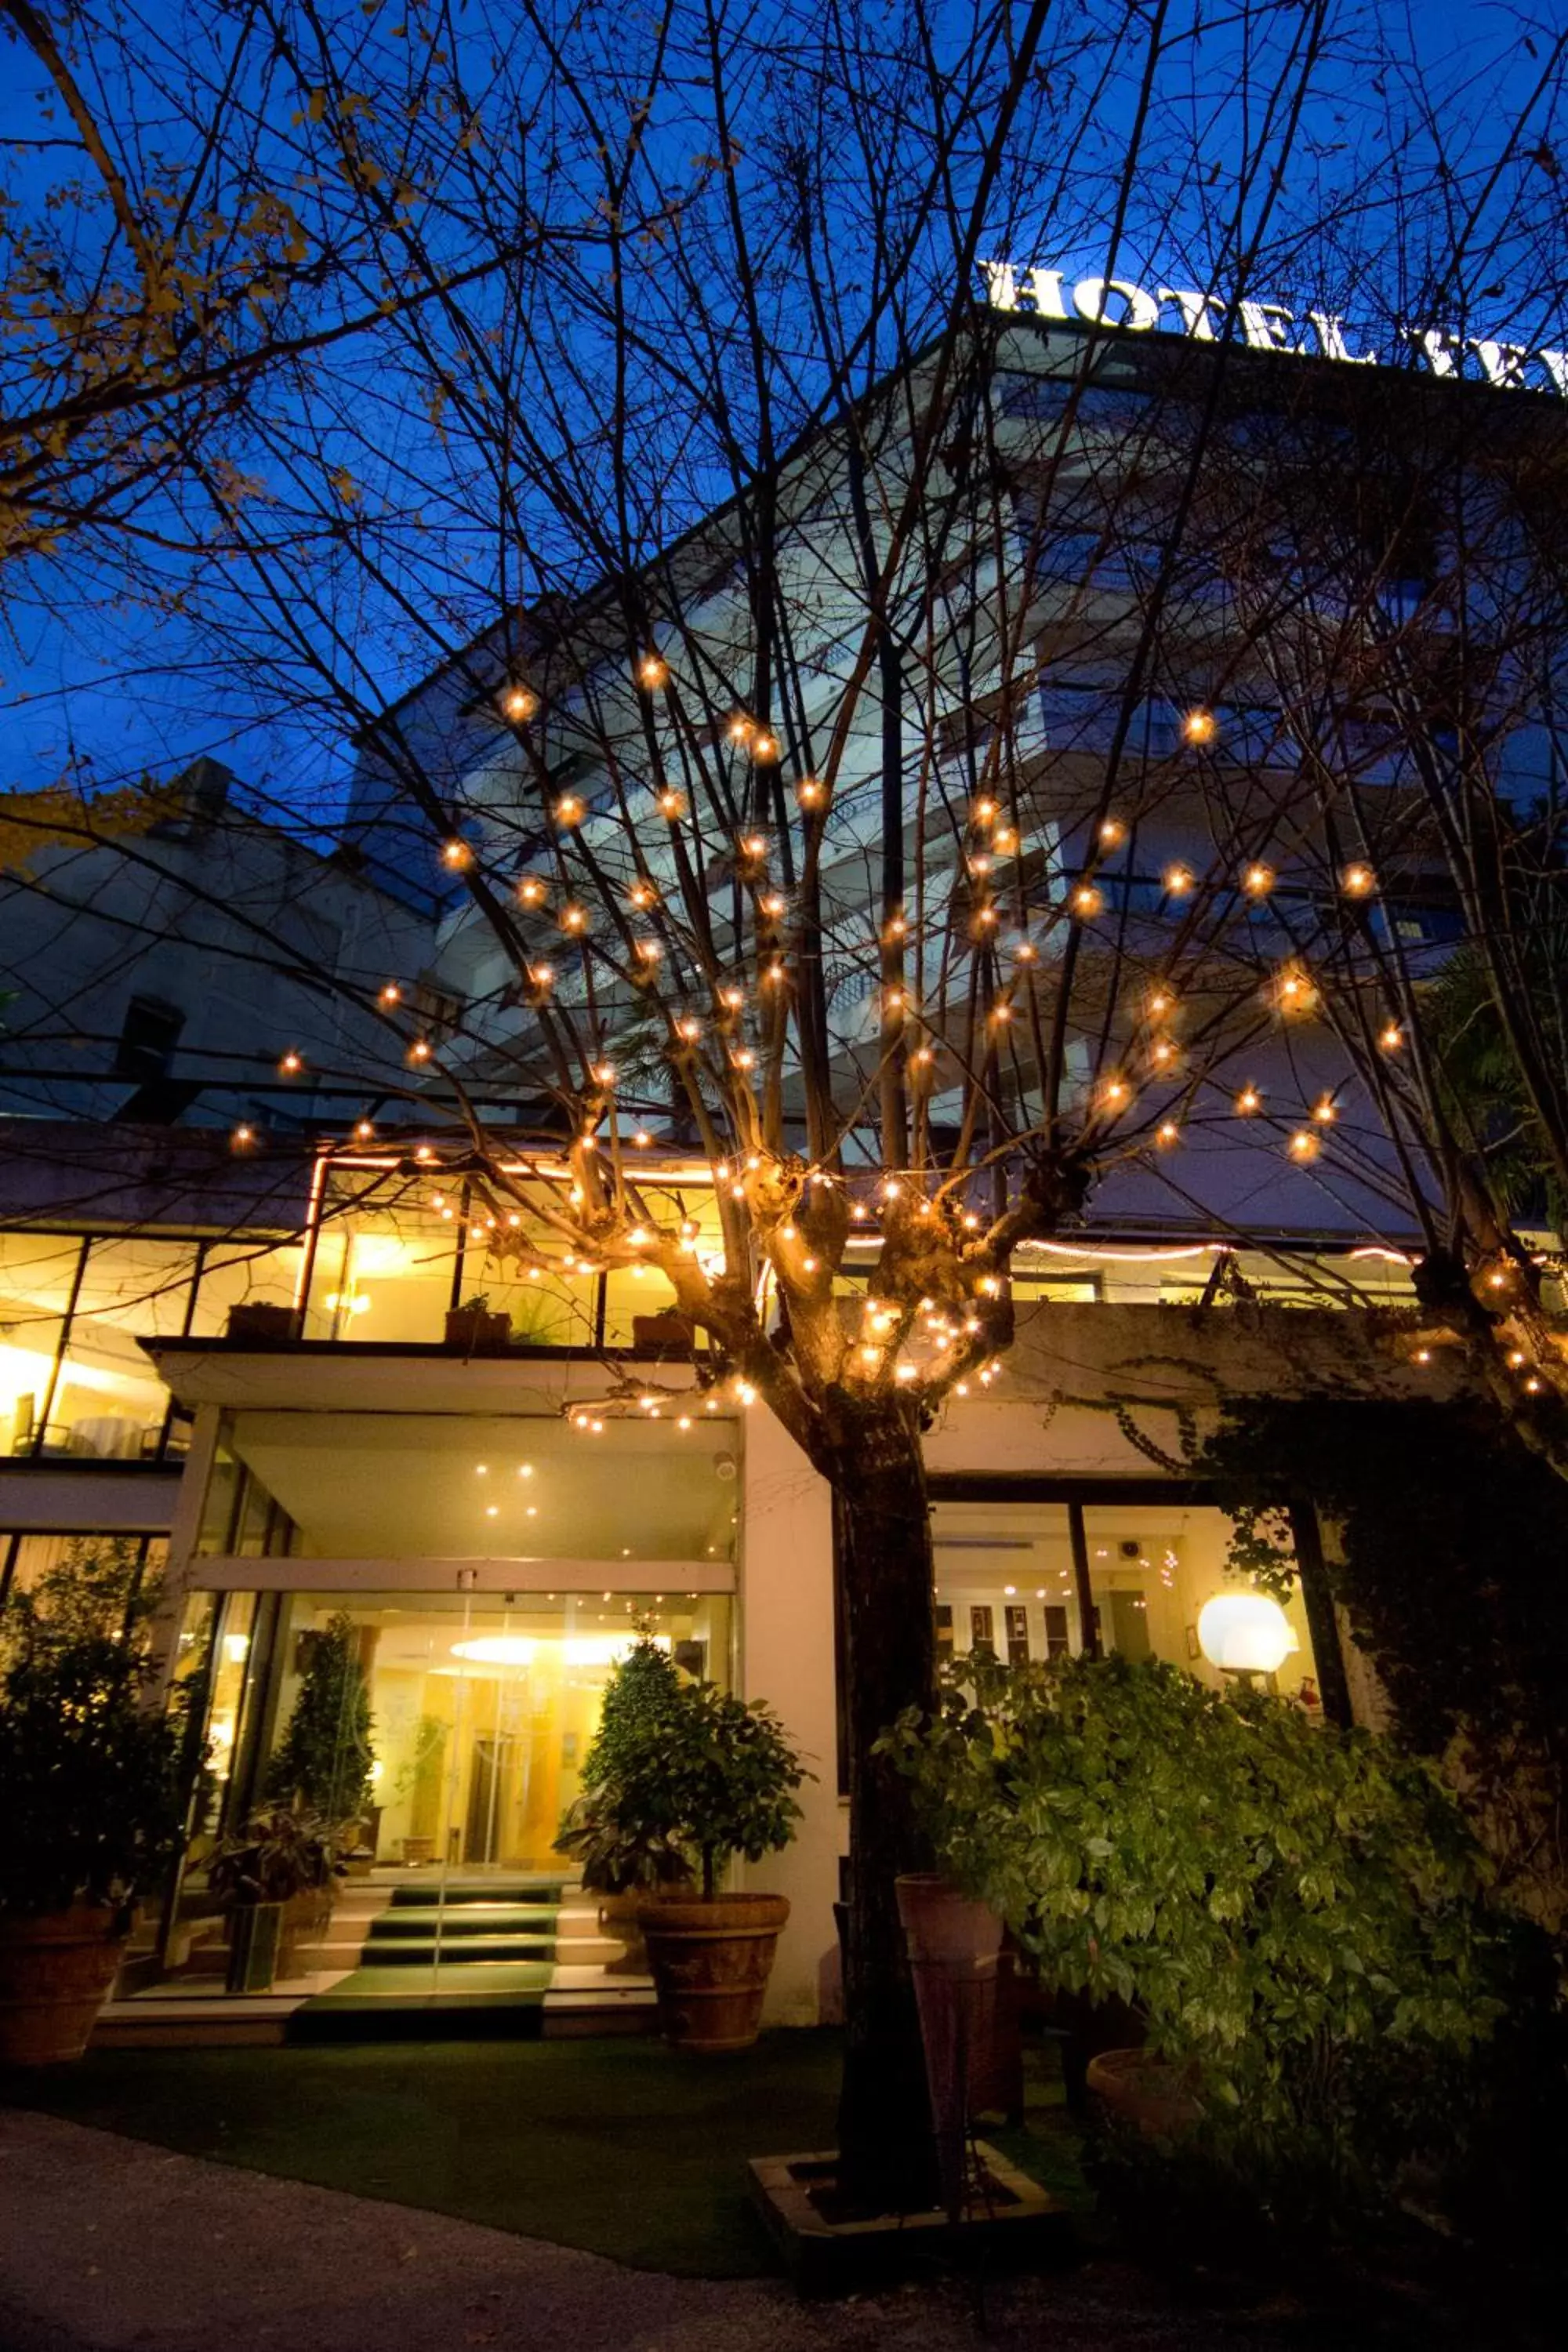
929,1497 -> 1320,1705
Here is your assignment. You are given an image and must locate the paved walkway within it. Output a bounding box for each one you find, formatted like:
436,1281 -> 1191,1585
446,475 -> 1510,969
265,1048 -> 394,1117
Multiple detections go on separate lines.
0,2109 -> 1316,2352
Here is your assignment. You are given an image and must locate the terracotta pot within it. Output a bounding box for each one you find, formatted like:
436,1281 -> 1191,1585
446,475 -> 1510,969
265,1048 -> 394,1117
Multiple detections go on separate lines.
224,1303 -> 303,1345
895,1873 -> 1004,1966
0,1905 -> 127,2064
637,1891 -> 789,2054
444,1308 -> 510,1354
1086,2045 -> 1203,2140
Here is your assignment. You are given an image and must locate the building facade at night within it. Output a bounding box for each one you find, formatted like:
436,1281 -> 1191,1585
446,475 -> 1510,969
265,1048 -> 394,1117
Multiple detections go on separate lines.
2,298 -> 1559,2038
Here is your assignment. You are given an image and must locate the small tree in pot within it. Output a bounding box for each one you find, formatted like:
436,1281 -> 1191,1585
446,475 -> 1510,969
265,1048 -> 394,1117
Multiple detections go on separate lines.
0,1541 -> 186,2063
263,1611 -> 376,1846
633,1680 -> 807,2054
554,1639 -> 695,1969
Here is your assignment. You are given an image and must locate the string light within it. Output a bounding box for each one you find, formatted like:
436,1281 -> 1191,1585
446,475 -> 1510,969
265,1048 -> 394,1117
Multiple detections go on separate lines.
637,654 -> 667,688
1379,1022 -> 1403,1051
1312,1094 -> 1338,1124
760,891 -> 786,917
1156,1120 -> 1180,1147
1013,939 -> 1037,964
752,731 -> 779,763
1508,1349 -> 1526,1368
1341,863 -> 1376,897
591,1061 -> 616,1085
378,983 -> 401,1007
1163,863 -> 1195,897
441,838 -> 472,870
1149,1039 -> 1178,1069
633,938 -> 662,964
1182,708 -> 1217,745
656,788 -> 685,818
560,903 -> 590,934
1147,989 -> 1174,1018
517,877 -> 547,908
627,878 -> 658,910
1242,862 -> 1275,897
797,777 -> 826,808
279,1051 -> 302,1075
354,1120 -> 375,1141
1236,1085 -> 1261,1115
971,795 -> 999,825
1070,882 -> 1103,917
408,1040 -> 431,1064
1098,816 -> 1126,848
230,1124 -> 255,1149
553,793 -> 585,827
1100,1076 -> 1131,1108
1525,1376 -> 1544,1394
1287,1130 -> 1320,1162
499,683 -> 537,722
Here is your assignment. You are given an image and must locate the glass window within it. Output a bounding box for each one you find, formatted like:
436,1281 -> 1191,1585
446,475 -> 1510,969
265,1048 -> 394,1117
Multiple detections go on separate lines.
44,1238 -> 197,1460
0,1233 -> 82,1456
930,1498 -> 1319,1705
188,1240 -> 306,1336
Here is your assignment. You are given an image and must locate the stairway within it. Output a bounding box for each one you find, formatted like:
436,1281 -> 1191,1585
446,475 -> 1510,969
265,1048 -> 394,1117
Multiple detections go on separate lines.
359,1882 -> 562,1969
289,1875 -> 571,2039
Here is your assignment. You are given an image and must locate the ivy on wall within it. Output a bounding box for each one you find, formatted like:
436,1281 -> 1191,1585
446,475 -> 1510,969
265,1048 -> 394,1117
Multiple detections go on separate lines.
1196,1399 -> 1568,1927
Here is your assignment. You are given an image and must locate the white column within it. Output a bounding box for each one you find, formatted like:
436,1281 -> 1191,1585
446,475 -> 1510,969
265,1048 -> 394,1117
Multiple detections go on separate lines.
737,1408 -> 840,2025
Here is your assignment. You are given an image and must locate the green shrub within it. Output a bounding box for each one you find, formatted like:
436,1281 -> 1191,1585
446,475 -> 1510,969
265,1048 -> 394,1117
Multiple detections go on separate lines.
263,1610 -> 375,1829
882,1652 -> 1544,2223
0,1540 -> 186,1920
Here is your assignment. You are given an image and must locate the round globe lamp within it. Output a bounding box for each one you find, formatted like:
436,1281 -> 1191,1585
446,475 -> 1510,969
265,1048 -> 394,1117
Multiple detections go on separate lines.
1197,1592 -> 1294,1689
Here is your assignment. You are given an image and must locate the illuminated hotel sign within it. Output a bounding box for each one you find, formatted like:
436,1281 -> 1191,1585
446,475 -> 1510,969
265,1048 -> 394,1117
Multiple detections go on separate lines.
980,260 -> 1568,397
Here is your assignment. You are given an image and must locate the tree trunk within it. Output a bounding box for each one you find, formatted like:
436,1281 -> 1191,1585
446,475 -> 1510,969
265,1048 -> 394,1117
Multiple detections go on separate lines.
831,1414 -> 941,2213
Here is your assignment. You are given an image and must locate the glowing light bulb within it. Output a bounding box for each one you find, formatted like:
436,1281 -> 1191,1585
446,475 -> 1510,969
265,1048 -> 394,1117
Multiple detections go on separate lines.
409,1040 -> 431,1062
1312,1094 -> 1337,1123
796,777 -> 826,808
638,654 -> 667,688
1182,708 -> 1216,745
1236,1086 -> 1261,1115
279,1051 -> 302,1075
517,877 -> 547,907
378,983 -> 401,1007
971,796 -> 999,826
554,793 -> 584,828
1288,1130 -> 1320,1162
1156,1120 -> 1180,1146
1070,883 -> 1102,917
560,903 -> 589,933
1380,1022 -> 1403,1051
1341,863 -> 1375,897
231,1124 -> 254,1148
634,937 -> 662,963
1098,817 -> 1126,848
354,1120 -> 375,1141
441,837 -> 472,870
656,788 -> 685,818
1243,862 -> 1275,897
500,682 -> 537,722
751,731 -> 779,762
1163,863 -> 1195,897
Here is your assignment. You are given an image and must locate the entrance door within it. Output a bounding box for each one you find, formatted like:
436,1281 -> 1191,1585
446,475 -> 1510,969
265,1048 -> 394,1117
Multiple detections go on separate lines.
464,1734 -> 519,1865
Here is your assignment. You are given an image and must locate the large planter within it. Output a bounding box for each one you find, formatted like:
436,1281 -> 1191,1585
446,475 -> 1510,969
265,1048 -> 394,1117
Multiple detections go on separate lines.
444,1308 -> 510,1355
224,1302 -> 303,1345
226,1900 -> 284,1993
0,1904 -> 127,2064
598,1889 -> 652,1976
638,1891 -> 789,2053
1085,2046 -> 1203,2141
896,1874 -> 1006,2220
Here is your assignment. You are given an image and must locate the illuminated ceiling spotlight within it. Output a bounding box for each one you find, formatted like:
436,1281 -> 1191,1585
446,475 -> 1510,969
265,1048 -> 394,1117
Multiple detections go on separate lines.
1069,881 -> 1104,918
1241,861 -> 1275,897
1182,708 -> 1217,745
1162,862 -> 1196,898
1341,862 -> 1377,897
499,681 -> 538,722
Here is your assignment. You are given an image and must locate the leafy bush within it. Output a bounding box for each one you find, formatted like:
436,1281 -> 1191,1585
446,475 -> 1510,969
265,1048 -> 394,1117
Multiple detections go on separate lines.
207,1808 -> 343,1907
554,1639 -> 806,1900
882,1652 -> 1544,2220
0,1541 -> 187,1920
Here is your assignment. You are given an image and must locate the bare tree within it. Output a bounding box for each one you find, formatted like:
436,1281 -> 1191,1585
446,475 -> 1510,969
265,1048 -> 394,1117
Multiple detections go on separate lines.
11,0 -> 1568,2208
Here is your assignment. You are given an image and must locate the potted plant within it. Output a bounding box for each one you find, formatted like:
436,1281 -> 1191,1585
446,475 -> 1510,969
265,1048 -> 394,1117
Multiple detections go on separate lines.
224,1301 -> 303,1344
394,1711 -> 448,1864
554,1636 -> 694,1964
207,1809 -> 343,1991
444,1291 -> 511,1353
0,1540 -> 186,2063
631,1679 -> 807,2053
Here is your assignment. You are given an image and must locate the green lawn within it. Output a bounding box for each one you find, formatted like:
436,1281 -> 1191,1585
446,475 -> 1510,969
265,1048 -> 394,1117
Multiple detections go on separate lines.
0,2029 -> 1089,2278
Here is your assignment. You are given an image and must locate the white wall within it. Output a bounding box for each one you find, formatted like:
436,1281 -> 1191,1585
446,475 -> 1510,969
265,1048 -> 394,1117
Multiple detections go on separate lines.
736,1406 -> 840,2025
